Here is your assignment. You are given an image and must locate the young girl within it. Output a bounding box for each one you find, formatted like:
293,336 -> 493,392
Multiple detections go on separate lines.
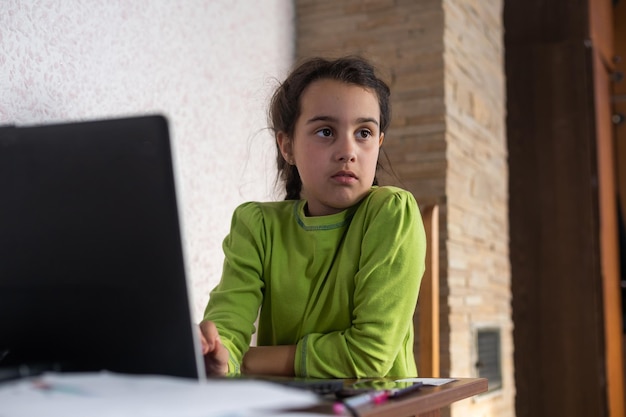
199,56 -> 426,379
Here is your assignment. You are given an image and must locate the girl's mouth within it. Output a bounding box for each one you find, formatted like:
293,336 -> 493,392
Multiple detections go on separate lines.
332,171 -> 357,184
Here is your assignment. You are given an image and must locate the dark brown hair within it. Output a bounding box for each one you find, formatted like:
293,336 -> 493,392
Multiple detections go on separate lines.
269,56 -> 391,200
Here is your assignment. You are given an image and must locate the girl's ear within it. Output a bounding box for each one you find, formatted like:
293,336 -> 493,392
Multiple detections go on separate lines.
277,132 -> 294,164
378,132 -> 385,147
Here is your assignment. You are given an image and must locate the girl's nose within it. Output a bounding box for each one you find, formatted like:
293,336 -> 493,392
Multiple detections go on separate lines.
335,137 -> 357,163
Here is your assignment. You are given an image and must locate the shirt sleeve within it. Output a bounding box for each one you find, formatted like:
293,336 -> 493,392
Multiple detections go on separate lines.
202,202 -> 266,374
294,189 -> 426,377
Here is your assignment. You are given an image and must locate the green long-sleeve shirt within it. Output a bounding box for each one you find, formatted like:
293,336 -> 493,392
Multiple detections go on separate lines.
203,186 -> 426,378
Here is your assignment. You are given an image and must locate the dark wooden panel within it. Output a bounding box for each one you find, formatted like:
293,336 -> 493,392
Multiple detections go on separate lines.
506,38 -> 607,417
504,0 -> 589,44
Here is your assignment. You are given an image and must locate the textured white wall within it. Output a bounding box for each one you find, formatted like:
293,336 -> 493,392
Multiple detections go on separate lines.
0,0 -> 294,321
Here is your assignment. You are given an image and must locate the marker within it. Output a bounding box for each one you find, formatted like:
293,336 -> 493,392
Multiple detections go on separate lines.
334,390 -> 389,415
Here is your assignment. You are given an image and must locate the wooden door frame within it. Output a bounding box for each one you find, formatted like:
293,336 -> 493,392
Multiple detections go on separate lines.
590,1 -> 625,415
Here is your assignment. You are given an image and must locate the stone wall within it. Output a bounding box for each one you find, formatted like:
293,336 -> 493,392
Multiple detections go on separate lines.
442,0 -> 513,415
295,1 -> 513,416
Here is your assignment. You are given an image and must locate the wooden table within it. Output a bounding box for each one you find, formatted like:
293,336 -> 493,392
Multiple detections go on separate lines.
295,378 -> 488,417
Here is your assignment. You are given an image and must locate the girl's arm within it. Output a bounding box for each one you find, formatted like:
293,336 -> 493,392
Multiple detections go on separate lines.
242,345 -> 296,376
203,203 -> 266,375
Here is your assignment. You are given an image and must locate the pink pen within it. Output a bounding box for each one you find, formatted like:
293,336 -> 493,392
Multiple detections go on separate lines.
334,390 -> 389,415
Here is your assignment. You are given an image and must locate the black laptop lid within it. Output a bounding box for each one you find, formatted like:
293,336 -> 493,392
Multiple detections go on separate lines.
0,115 -> 204,380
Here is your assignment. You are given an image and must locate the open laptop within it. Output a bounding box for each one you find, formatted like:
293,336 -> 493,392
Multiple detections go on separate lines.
0,115 -> 205,381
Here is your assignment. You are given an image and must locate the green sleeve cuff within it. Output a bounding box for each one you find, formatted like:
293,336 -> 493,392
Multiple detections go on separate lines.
220,341 -> 241,376
294,334 -> 309,377
227,357 -> 240,375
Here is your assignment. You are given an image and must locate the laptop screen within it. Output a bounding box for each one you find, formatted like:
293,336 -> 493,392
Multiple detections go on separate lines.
0,115 -> 204,381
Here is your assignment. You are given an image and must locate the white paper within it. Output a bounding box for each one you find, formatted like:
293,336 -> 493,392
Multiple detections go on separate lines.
0,372 -> 319,417
394,377 -> 456,386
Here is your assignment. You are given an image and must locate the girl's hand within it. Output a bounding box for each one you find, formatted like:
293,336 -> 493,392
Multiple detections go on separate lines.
198,320 -> 229,376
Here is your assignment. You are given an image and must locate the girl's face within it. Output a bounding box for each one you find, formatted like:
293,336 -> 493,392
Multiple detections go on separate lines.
277,79 -> 384,216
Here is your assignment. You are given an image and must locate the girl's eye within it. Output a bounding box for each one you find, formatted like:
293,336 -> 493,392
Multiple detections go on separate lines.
358,129 -> 372,139
316,128 -> 333,137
